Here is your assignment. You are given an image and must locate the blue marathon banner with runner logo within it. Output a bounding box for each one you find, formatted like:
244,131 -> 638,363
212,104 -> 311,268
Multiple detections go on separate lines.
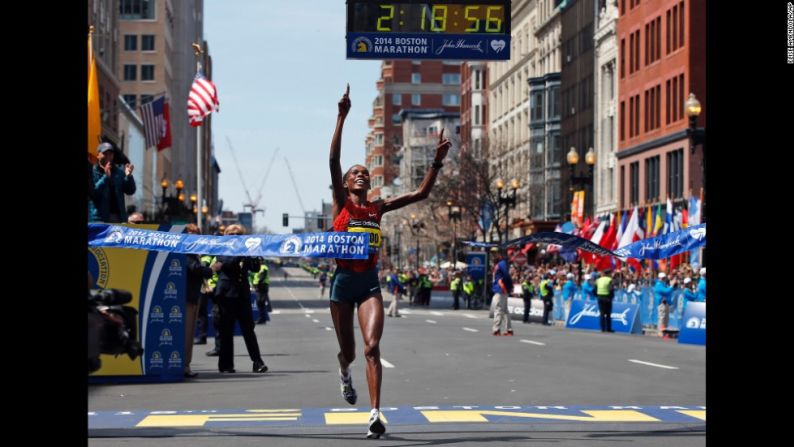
614,224 -> 706,260
678,301 -> 706,346
566,300 -> 642,334
89,224 -> 370,259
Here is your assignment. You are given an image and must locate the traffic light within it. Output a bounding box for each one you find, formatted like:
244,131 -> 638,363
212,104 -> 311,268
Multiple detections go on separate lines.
282,213 -> 289,227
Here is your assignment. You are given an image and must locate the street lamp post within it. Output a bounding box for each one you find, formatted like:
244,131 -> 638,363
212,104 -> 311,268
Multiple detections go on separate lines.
158,178 -> 187,223
566,147 -> 597,220
567,147 -> 596,280
685,93 -> 705,222
495,178 -> 519,244
447,200 -> 462,266
394,227 -> 402,270
409,213 -> 425,271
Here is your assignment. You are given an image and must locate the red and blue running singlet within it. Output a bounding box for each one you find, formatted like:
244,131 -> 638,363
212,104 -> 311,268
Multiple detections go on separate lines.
333,200 -> 382,272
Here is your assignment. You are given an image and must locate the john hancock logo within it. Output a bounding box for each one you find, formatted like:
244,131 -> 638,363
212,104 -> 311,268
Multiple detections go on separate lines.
104,228 -> 124,244
168,305 -> 183,323
168,258 -> 182,275
159,328 -> 173,346
167,351 -> 183,369
279,236 -> 303,255
352,36 -> 372,53
163,282 -> 178,300
149,351 -> 164,368
150,305 -> 165,323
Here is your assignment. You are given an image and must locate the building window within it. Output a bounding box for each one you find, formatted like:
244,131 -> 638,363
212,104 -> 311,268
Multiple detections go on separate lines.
442,73 -> 461,85
678,74 -> 685,120
549,85 -> 560,118
475,70 -> 481,90
645,23 -> 650,66
141,64 -> 155,81
620,39 -> 626,78
549,132 -> 561,165
531,91 -> 544,121
547,179 -> 561,217
141,35 -> 155,51
645,156 -> 660,202
374,155 -> 384,167
443,94 -> 460,106
634,94 -> 640,136
122,94 -> 137,109
672,75 -> 678,121
140,94 -> 153,105
629,97 -> 634,138
666,10 -> 671,54
620,166 -> 626,208
375,134 -> 384,145
679,1 -> 685,48
474,105 -> 480,125
672,5 -> 678,51
620,101 -> 625,141
392,93 -> 401,105
655,85 -> 661,129
635,30 -> 641,72
123,64 -> 137,81
124,35 -> 137,51
412,94 -> 421,105
666,80 -> 671,124
667,149 -> 684,199
411,73 -> 421,84
630,161 -> 639,204
644,90 -> 649,132
392,113 -> 402,124
120,0 -> 155,20
629,33 -> 634,74
655,17 -> 661,62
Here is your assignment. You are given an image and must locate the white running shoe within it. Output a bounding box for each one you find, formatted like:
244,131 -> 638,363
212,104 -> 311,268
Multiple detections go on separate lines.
340,368 -> 357,405
366,409 -> 386,439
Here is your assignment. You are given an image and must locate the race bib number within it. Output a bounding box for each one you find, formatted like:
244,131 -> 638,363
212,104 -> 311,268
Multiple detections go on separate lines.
348,226 -> 381,248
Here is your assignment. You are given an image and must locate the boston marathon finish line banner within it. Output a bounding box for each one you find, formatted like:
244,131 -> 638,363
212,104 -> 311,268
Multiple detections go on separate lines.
88,224 -> 370,259
460,224 -> 706,261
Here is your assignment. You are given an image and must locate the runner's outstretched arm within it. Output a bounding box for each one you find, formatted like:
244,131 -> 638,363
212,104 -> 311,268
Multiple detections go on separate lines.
381,128 -> 451,214
330,84 -> 350,218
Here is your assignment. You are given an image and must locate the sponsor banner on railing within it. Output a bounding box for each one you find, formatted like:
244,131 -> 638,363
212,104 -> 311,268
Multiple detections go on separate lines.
566,300 -> 642,334
678,302 -> 706,346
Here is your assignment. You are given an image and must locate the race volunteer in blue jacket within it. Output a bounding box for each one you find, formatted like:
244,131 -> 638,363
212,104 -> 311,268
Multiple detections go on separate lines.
696,267 -> 706,301
582,273 -> 597,301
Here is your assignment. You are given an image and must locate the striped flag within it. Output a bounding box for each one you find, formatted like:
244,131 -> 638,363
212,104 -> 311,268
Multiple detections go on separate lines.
140,96 -> 171,150
187,69 -> 219,127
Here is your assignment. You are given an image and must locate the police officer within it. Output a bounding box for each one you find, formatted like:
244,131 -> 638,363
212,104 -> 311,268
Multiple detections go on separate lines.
539,273 -> 555,326
595,269 -> 615,332
520,275 -> 535,323
253,262 -> 271,324
450,273 -> 462,310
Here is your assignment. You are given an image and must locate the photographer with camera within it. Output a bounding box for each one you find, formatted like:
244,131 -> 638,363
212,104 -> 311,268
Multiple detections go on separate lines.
184,224 -> 214,378
87,286 -> 143,374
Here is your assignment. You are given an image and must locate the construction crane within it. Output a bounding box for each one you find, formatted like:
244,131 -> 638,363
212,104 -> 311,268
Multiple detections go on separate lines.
251,147 -> 280,214
283,156 -> 306,214
225,136 -> 266,229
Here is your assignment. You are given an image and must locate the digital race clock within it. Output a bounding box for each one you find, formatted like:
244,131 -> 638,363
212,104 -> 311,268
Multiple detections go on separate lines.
346,0 -> 511,60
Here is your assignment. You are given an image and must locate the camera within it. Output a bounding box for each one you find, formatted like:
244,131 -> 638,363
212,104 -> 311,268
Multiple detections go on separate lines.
88,288 -> 144,374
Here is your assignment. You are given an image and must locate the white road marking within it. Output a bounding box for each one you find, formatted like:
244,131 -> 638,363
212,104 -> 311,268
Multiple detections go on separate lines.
520,339 -> 546,346
431,311 -> 444,316
463,314 -> 478,319
426,320 -> 437,324
312,319 -> 320,323
272,310 -> 282,315
463,327 -> 479,332
324,327 -> 334,332
380,358 -> 395,368
628,359 -> 679,370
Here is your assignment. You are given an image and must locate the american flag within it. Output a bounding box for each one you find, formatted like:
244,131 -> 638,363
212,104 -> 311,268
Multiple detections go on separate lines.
187,70 -> 219,127
140,96 -> 171,150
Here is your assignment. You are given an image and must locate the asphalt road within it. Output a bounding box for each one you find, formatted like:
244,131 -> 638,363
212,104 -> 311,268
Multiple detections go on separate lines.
89,266 -> 705,446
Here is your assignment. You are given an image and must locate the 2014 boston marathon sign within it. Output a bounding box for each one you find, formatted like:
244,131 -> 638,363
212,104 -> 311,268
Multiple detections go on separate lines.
88,224 -> 370,259
346,0 -> 511,60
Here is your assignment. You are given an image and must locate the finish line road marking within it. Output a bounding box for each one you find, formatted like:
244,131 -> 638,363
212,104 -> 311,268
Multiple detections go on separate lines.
628,359 -> 679,370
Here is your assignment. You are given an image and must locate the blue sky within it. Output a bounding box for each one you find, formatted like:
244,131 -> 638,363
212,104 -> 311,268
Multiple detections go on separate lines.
204,0 -> 381,232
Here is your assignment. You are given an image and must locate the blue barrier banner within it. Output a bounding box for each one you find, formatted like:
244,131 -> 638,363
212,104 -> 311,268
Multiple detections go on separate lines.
89,224 -> 370,259
89,224 -> 186,383
614,224 -> 706,260
466,253 -> 487,280
566,300 -> 642,334
678,302 -> 706,345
